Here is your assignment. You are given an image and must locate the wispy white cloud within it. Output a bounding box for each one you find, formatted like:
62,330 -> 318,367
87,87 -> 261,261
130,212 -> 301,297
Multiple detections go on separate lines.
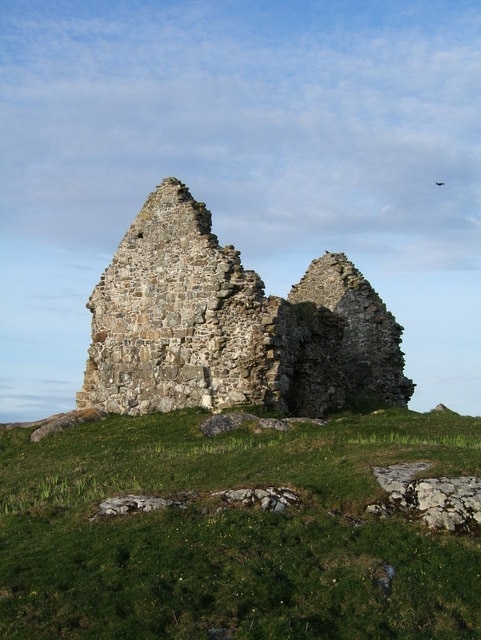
1,1 -> 480,418
2,4 -> 480,268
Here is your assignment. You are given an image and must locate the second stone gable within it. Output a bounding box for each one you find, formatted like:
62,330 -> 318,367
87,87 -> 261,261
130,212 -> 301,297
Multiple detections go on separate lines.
288,252 -> 415,407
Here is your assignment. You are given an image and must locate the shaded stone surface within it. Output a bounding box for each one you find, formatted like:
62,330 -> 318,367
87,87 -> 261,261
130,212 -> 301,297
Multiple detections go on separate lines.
207,629 -> 233,640
288,252 -> 414,407
199,412 -> 259,436
199,412 -> 293,436
199,412 -> 330,437
372,562 -> 396,597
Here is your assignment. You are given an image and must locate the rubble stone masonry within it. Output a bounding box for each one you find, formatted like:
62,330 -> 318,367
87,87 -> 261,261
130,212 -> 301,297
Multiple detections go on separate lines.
76,178 -> 414,417
288,253 -> 415,407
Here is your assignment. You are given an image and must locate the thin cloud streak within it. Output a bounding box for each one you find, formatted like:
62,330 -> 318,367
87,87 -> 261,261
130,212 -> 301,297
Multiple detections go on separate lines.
1,1 -> 480,419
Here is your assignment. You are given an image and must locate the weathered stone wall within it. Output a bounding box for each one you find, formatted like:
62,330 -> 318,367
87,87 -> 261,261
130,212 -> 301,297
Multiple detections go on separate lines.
77,179 -> 276,413
77,178 -> 413,417
288,252 -> 415,407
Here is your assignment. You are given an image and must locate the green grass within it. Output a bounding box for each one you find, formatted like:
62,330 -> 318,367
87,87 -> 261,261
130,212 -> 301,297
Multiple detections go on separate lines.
1,407 -> 481,638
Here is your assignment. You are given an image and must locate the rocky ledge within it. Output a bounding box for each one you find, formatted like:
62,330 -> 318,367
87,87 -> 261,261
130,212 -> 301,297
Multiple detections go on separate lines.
199,412 -> 327,436
367,462 -> 481,533
0,408 -> 107,441
212,487 -> 300,512
95,486 -> 300,519
97,494 -> 189,516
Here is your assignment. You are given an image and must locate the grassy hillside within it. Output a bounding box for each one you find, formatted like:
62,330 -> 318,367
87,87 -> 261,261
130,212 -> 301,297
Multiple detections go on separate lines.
1,407 -> 481,639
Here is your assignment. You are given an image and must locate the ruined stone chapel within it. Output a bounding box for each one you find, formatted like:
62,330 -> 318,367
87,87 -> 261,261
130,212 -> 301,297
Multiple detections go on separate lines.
76,178 -> 414,417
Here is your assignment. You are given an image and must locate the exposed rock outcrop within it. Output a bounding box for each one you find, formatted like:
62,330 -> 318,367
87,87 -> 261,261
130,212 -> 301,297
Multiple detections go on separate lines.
368,463 -> 481,532
199,412 -> 292,436
97,494 -> 189,516
77,178 -> 413,417
27,408 -> 107,442
95,487 -> 300,518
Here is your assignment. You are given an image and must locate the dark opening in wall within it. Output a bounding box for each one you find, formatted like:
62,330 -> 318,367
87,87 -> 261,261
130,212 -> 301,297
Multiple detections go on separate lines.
137,232 -> 144,239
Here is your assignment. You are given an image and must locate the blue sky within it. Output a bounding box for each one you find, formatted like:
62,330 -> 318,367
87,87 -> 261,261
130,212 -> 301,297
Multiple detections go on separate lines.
1,0 -> 480,421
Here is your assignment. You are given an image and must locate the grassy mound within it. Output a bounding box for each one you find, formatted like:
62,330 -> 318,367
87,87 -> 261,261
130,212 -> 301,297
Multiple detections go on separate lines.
1,407 -> 480,638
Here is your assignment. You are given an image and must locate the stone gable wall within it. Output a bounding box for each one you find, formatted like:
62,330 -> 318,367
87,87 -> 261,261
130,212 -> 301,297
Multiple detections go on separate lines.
77,178 -> 414,417
288,252 -> 415,406
78,179 -> 277,414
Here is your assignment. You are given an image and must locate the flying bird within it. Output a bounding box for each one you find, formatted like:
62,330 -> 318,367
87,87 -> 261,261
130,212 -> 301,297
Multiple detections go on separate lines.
435,181 -> 445,186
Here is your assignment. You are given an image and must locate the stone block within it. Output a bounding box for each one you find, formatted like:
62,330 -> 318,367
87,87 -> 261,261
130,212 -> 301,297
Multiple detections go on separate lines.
228,390 -> 247,403
180,365 -> 206,382
158,366 -> 179,381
